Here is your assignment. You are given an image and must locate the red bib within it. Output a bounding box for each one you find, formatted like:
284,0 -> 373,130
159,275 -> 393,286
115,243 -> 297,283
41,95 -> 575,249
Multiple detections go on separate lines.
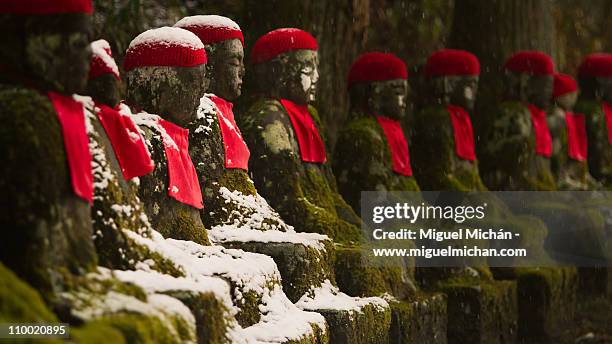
603,101 -> 612,145
565,111 -> 587,162
527,103 -> 552,157
280,99 -> 327,163
48,92 -> 93,204
158,119 -> 203,209
375,116 -> 413,176
209,95 -> 250,171
446,104 -> 476,161
95,102 -> 154,180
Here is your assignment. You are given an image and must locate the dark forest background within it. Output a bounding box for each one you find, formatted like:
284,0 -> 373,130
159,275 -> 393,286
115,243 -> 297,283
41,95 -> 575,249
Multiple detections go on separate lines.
93,0 -> 612,148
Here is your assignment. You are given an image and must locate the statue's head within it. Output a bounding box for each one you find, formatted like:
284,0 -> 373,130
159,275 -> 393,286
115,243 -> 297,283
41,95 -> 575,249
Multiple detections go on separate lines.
251,28 -> 319,105
424,49 -> 480,111
577,53 -> 612,103
0,0 -> 93,94
347,52 -> 409,120
552,73 -> 578,111
175,15 -> 245,101
124,27 -> 209,126
86,39 -> 121,107
503,51 -> 554,109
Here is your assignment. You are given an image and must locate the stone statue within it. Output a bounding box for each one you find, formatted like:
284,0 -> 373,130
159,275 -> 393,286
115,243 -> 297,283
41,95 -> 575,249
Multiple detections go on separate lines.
481,51 -> 556,190
333,52 -> 419,214
240,28 -> 362,244
0,2 -> 97,300
575,53 -> 612,186
549,73 -> 598,190
124,27 -> 209,245
411,49 -> 486,191
86,39 -> 121,108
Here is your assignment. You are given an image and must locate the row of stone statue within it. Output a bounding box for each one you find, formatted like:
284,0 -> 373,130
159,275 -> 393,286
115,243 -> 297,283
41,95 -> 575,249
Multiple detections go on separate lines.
0,2 -> 609,342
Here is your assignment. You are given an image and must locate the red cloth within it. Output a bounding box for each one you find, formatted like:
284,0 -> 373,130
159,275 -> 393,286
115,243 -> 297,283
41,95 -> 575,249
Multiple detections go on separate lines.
446,105 -> 476,161
504,51 -> 554,75
123,28 -> 208,72
425,49 -> 480,78
552,73 -> 577,98
158,119 -> 203,209
604,101 -> 612,145
375,116 -> 413,176
578,53 -> 612,78
210,95 -> 250,170
565,112 -> 587,162
527,103 -> 552,157
0,0 -> 92,14
279,99 -> 326,163
251,28 -> 318,64
48,92 -> 93,204
348,52 -> 407,86
95,102 -> 154,180
175,16 -> 244,46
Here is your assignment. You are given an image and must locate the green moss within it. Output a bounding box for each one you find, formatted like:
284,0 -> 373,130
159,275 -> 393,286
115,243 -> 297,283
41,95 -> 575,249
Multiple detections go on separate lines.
412,105 -> 486,191
388,293 -> 447,344
156,206 -> 209,246
0,263 -> 58,323
234,289 -> 261,327
71,321 -> 126,344
282,322 -> 329,344
333,115 -> 420,213
91,313 -> 186,344
0,86 -> 97,299
165,291 -> 229,344
318,303 -> 392,344
515,267 -> 577,342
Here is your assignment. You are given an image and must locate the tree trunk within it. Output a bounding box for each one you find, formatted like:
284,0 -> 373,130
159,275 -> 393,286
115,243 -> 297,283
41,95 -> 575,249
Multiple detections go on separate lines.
447,0 -> 556,142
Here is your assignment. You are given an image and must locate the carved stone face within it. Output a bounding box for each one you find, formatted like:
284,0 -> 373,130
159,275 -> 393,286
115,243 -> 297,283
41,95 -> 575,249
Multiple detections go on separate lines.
0,14 -> 92,94
206,38 -> 244,100
254,49 -> 319,105
526,74 -> 553,109
86,74 -> 121,107
126,64 -> 209,126
554,91 -> 578,111
367,79 -> 408,120
430,75 -> 479,111
598,77 -> 612,103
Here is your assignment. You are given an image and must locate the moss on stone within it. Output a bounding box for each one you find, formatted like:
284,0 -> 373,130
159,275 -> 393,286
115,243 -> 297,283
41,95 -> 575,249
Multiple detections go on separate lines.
515,267 -> 577,342
412,105 -> 487,191
71,321 -> 126,344
234,289 -> 261,327
89,313 -> 184,344
577,99 -> 612,185
0,85 -> 97,301
156,206 -> 209,245
240,97 -> 363,245
481,101 -> 556,191
317,302 -> 392,344
388,292 -> 447,344
333,114 -> 420,213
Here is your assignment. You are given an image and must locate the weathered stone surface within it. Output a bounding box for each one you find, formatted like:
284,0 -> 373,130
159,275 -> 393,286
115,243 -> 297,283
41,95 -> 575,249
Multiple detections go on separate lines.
481,101 -> 556,191
317,304 -> 391,344
412,105 -> 487,191
389,293 -> 448,344
577,99 -> 612,186
0,86 -> 97,302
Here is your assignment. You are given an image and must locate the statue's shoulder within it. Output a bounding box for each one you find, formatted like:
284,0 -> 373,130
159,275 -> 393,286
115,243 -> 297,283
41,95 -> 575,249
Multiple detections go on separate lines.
341,115 -> 382,141
496,100 -> 528,117
0,85 -> 54,118
575,99 -> 601,116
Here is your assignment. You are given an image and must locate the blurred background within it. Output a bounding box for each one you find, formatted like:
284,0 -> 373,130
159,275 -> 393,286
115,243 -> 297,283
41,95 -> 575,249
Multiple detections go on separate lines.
93,0 -> 612,149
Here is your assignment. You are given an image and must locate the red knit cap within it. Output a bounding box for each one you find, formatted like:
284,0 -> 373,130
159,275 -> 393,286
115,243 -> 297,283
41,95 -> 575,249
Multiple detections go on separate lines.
552,73 -> 577,98
0,0 -> 92,15
578,53 -> 612,78
89,39 -> 120,80
123,27 -> 207,72
424,49 -> 480,78
174,15 -> 244,46
504,51 -> 554,75
251,28 -> 318,64
347,52 -> 407,87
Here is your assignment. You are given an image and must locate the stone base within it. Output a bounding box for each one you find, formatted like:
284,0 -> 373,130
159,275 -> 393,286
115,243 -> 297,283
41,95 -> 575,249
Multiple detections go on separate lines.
516,267 -> 577,343
317,303 -> 391,344
578,267 -> 612,298
389,292 -> 447,344
220,239 -> 335,303
440,279 -> 517,344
